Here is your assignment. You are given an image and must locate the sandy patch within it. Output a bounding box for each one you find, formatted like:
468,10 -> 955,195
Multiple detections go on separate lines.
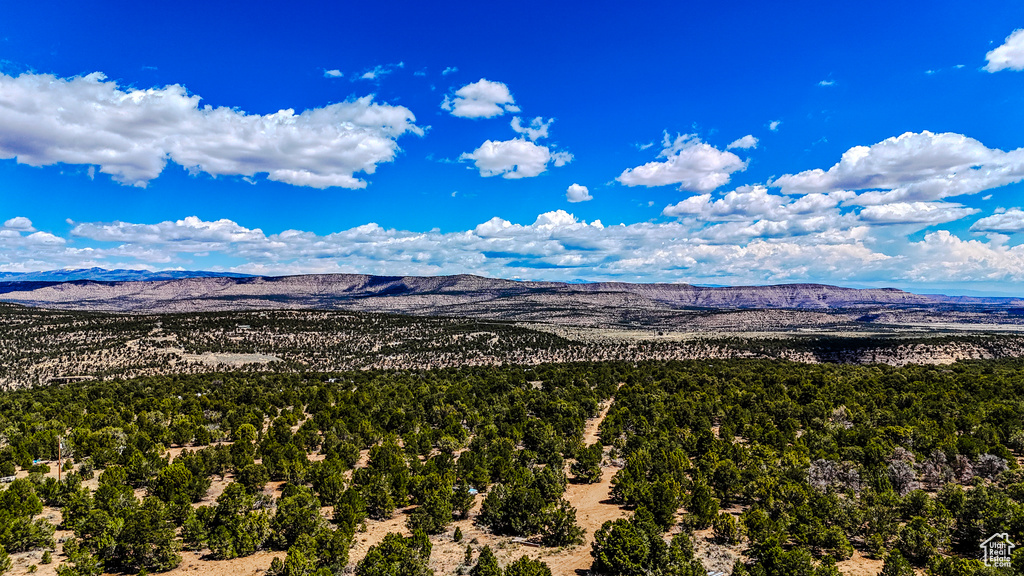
836,550 -> 885,576
176,351 -> 282,367
163,550 -> 285,576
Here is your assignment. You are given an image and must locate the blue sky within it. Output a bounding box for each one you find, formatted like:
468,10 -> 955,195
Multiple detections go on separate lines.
2,0 -> 1024,294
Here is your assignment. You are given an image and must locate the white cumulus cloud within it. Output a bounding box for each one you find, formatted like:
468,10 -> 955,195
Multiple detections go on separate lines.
618,133 -> 747,191
0,71 -> 423,189
460,138 -> 570,179
971,208 -> 1024,232
901,230 -> 1024,283
771,131 -> 1024,204
511,116 -> 554,141
985,28 -> 1024,72
323,69 -> 343,78
3,216 -> 34,231
441,79 -> 519,118
727,135 -> 758,150
566,183 -> 592,203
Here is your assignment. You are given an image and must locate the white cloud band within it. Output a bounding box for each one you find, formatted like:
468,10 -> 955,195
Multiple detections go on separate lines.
1,207 -> 1021,288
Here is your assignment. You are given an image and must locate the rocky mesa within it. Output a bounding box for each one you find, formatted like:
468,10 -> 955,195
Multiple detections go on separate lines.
1,273 -> 1020,330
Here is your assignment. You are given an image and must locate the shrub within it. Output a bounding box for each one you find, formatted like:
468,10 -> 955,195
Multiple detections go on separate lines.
878,550 -> 914,576
570,444 -> 603,484
540,500 -> 584,547
355,532 -> 432,576
712,513 -> 741,545
470,546 -> 500,576
896,516 -> 940,566
503,555 -> 552,576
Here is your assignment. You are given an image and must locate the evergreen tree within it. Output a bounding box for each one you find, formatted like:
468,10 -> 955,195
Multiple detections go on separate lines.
590,509 -> 667,576
685,478 -> 718,529
503,555 -> 552,576
879,551 -> 914,576
540,500 -> 585,547
571,443 -> 603,484
116,497 -> 181,572
355,532 -> 433,576
470,546 -> 501,576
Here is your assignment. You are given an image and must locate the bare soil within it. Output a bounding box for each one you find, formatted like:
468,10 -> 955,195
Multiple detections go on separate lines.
836,550 -> 886,576
540,398 -> 628,576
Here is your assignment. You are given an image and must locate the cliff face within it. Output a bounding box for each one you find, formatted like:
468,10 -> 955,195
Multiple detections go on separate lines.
0,272 -> 951,318
576,282 -> 933,308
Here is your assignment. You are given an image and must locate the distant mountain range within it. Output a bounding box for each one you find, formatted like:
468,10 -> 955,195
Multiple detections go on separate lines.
0,268 -> 255,283
1,270 -> 1022,330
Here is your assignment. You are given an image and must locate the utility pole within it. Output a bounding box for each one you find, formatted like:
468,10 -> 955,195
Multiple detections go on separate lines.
57,435 -> 62,482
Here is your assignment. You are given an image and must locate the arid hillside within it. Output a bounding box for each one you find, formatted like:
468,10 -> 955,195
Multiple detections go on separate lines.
2,303 -> 1023,390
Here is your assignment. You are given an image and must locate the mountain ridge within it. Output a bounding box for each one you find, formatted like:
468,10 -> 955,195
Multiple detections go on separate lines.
2,268 -> 1019,302
3,271 -> 1023,327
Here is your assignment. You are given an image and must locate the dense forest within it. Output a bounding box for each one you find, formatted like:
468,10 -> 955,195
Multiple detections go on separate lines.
0,359 -> 1022,575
